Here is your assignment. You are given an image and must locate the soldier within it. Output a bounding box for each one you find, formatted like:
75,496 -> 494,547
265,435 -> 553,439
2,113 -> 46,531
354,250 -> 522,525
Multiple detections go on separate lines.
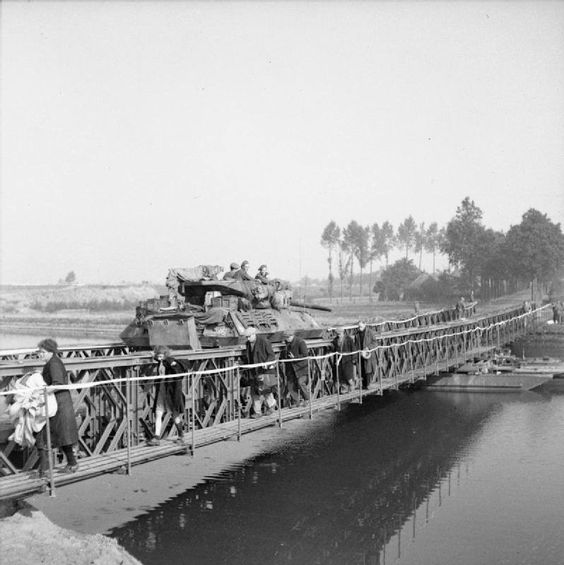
223,262 -> 240,280
332,328 -> 356,393
145,346 -> 186,446
283,330 -> 310,406
244,328 -> 277,418
236,260 -> 254,281
255,264 -> 269,284
354,320 -> 378,389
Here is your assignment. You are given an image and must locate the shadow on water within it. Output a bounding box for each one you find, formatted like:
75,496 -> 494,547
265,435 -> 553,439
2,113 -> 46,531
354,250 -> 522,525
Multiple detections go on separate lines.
108,387 -> 526,565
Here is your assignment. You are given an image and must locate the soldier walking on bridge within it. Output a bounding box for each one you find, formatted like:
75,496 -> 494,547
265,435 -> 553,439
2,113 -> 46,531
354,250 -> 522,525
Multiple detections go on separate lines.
354,321 -> 378,390
144,346 -> 186,446
243,328 -> 277,418
283,330 -> 310,407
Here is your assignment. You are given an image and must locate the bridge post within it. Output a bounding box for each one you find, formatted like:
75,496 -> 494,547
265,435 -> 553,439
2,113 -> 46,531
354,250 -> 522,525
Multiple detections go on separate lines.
190,375 -> 196,456
307,359 -> 313,419
236,367 -> 242,440
335,355 -> 341,411
126,369 -> 131,475
276,364 -> 283,428
358,352 -> 363,403
43,386 -> 55,497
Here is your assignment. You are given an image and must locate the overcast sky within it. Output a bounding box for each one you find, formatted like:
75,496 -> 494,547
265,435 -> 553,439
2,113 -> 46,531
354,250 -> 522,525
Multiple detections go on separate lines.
1,1 -> 563,285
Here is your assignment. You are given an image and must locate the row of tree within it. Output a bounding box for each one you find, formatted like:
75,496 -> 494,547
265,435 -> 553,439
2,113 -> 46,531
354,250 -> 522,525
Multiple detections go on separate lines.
320,197 -> 564,301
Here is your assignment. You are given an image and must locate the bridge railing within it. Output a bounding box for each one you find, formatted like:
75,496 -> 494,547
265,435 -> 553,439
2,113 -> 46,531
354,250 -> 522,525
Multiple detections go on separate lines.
0,304 -> 550,473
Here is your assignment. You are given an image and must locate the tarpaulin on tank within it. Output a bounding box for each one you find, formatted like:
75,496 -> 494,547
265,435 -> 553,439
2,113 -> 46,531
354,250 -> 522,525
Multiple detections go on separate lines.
170,265 -> 223,282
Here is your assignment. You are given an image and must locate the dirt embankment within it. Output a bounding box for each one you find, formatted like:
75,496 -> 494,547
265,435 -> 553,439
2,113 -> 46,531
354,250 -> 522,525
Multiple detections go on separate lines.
0,284 -> 162,339
1,501 -> 140,565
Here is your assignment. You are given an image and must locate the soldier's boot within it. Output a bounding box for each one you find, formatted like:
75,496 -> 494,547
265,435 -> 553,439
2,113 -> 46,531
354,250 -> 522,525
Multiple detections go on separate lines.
175,422 -> 185,444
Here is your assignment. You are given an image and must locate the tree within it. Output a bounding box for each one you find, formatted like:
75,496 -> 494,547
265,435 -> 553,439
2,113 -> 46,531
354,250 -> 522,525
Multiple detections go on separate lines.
379,258 -> 421,301
480,229 -> 508,299
320,221 -> 341,302
414,222 -> 426,270
424,222 -> 441,274
337,238 -> 351,302
64,271 -> 76,284
343,221 -> 361,300
342,221 -> 371,298
369,223 -> 386,302
504,209 -> 564,297
354,225 -> 370,297
397,216 -> 417,259
441,197 -> 488,292
381,221 -> 395,266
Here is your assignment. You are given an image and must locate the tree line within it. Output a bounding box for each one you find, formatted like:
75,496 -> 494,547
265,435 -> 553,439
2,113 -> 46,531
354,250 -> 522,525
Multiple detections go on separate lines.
320,197 -> 564,302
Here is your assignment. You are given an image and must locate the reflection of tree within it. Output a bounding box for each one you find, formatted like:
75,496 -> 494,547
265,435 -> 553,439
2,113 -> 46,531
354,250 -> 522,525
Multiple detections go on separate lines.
111,391 -> 495,565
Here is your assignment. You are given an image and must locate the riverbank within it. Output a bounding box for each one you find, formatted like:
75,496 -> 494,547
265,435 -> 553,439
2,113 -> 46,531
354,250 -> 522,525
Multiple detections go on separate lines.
1,501 -> 141,565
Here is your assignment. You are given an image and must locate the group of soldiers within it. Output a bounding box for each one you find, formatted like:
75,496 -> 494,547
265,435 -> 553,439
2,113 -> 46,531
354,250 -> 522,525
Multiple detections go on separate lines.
142,320 -> 379,441
223,260 -> 270,283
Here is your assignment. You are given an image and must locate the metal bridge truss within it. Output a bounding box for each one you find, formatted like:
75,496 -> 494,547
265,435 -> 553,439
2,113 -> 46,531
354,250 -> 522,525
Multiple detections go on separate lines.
0,305 -> 548,474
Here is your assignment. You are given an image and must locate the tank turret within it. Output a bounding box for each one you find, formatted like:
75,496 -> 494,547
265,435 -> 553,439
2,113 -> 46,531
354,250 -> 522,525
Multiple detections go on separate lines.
120,266 -> 329,349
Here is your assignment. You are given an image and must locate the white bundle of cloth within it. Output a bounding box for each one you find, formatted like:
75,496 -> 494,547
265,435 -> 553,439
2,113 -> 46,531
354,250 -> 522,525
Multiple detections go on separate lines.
7,370 -> 58,447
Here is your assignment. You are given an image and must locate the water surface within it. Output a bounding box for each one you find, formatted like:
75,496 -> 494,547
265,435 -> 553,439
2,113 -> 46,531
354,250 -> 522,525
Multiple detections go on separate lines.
110,382 -> 564,565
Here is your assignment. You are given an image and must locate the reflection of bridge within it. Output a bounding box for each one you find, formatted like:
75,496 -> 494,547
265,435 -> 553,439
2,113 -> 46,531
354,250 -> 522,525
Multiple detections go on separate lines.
109,387 -> 488,565
0,304 -> 550,501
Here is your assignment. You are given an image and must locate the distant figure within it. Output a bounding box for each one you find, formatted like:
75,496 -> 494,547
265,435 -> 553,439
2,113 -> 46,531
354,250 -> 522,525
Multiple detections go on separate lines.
244,328 -> 277,418
223,262 -> 240,280
235,260 -> 254,281
283,330 -> 310,407
144,346 -> 186,446
553,301 -> 563,324
456,296 -> 466,319
255,264 -> 270,284
354,321 -> 378,389
332,328 -> 356,393
37,339 -> 79,474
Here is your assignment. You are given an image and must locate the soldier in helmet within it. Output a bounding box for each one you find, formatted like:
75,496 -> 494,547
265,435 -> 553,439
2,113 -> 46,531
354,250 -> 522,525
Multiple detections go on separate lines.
235,260 -> 254,281
223,262 -> 240,280
255,264 -> 269,284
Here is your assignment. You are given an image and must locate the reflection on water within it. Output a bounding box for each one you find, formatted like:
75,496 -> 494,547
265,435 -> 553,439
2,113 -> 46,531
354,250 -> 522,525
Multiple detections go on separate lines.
109,384 -> 564,565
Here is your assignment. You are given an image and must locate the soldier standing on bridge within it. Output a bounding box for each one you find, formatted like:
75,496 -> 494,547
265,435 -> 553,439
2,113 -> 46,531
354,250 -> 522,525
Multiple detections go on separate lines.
145,346 -> 186,446
354,321 -> 378,390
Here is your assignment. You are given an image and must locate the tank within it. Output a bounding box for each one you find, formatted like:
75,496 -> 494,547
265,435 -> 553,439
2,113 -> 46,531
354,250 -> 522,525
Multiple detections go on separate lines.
120,266 -> 330,349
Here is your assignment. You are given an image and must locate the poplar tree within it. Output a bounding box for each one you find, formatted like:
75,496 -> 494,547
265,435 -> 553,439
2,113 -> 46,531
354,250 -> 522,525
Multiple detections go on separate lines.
397,216 -> 417,259
320,221 -> 341,302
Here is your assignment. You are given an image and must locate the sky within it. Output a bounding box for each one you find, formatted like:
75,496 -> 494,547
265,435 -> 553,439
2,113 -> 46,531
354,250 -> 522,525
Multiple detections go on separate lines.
1,0 -> 563,285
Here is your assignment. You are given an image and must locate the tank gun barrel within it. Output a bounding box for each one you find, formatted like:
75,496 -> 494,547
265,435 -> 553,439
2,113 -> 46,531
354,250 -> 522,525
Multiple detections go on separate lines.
289,300 -> 332,312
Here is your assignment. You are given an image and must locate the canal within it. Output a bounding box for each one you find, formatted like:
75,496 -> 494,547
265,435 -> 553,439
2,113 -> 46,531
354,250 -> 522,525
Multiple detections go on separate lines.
108,379 -> 564,565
